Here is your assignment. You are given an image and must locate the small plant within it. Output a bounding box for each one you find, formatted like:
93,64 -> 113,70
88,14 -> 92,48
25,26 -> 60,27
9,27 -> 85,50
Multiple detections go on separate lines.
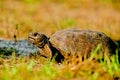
13,24 -> 19,42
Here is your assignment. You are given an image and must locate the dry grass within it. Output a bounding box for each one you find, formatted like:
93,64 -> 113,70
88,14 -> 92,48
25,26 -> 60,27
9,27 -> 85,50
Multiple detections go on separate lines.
0,52 -> 119,80
0,0 -> 120,80
0,0 -> 120,40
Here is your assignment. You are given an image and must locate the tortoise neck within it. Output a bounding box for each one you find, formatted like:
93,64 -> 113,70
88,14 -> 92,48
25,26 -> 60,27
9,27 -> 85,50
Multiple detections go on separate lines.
47,42 -> 55,57
40,41 -> 64,63
38,37 -> 49,48
40,41 -> 52,59
48,42 -> 65,63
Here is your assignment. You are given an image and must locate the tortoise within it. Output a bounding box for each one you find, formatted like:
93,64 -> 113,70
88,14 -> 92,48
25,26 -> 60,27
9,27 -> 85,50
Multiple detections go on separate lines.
28,29 -> 118,63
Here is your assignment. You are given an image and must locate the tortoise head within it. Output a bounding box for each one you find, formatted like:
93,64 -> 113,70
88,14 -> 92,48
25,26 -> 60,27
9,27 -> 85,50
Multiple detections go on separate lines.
28,32 -> 49,48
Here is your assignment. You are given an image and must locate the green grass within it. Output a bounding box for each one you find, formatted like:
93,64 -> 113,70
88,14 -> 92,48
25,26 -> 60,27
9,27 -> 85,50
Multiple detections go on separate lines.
0,48 -> 119,80
53,17 -> 76,30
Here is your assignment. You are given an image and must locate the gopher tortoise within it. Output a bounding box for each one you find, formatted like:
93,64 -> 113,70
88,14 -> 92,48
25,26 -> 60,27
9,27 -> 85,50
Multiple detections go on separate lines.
28,29 -> 118,63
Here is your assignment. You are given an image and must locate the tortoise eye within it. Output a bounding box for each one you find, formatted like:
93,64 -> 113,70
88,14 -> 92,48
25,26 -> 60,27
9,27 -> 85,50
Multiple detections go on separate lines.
34,32 -> 38,37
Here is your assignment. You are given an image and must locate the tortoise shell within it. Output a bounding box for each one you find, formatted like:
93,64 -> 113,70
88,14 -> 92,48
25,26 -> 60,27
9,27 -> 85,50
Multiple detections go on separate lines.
49,29 -> 116,58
